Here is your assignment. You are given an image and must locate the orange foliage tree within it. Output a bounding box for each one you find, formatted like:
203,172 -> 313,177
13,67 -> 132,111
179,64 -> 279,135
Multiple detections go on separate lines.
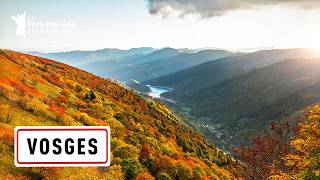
234,121 -> 295,179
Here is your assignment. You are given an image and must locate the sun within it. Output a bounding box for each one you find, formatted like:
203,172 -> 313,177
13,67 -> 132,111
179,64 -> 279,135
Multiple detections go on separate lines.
306,31 -> 320,51
303,31 -> 320,58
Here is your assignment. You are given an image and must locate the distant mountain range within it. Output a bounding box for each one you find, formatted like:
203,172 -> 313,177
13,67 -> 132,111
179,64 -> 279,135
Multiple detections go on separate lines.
27,47 -> 234,83
83,49 -> 234,83
146,48 -> 318,96
27,47 -> 157,66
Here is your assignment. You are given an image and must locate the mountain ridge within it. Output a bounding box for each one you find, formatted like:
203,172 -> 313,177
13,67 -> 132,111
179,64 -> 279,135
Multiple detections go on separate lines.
26,47 -> 157,66
82,49 -> 233,83
143,48 -> 320,150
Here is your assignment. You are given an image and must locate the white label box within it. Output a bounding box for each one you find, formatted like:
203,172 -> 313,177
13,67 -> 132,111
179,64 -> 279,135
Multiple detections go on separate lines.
14,126 -> 110,167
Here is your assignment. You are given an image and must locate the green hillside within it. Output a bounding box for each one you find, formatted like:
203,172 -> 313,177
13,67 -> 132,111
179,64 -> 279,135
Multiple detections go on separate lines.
144,49 -> 320,151
181,58 -> 320,149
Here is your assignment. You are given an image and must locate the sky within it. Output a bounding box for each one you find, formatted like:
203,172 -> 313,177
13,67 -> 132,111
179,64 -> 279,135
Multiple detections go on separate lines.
0,0 -> 320,52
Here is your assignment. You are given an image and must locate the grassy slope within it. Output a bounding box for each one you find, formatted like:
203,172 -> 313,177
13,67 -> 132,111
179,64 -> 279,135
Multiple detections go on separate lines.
0,50 -> 235,179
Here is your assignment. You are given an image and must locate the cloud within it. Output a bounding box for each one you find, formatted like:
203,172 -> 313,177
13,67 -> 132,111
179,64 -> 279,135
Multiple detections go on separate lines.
147,0 -> 320,18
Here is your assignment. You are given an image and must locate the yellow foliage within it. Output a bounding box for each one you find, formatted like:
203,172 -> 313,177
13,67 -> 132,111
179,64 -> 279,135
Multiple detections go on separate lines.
275,105 -> 320,179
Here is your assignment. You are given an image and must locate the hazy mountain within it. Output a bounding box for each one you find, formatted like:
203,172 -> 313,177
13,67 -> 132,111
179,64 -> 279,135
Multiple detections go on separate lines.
147,48 -> 318,97
122,47 -> 181,65
235,47 -> 274,53
26,47 -> 157,66
82,49 -> 233,83
123,50 -> 234,83
27,47 -> 234,84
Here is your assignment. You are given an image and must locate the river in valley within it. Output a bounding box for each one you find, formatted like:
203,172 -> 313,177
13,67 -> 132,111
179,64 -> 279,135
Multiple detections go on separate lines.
146,85 -> 173,99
